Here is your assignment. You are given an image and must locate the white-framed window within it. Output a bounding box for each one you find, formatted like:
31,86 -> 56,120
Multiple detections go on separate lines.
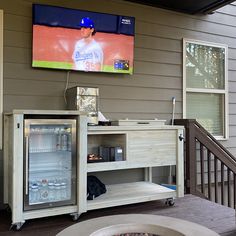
0,10 -> 3,149
183,38 -> 228,139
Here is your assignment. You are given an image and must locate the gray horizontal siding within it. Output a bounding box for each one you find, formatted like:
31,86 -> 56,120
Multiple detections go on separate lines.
0,0 -> 236,147
229,114 -> 236,125
3,62 -> 181,88
1,0 -> 236,208
4,78 -> 182,100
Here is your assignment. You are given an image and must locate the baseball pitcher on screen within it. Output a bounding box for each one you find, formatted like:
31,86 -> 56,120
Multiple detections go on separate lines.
72,17 -> 104,71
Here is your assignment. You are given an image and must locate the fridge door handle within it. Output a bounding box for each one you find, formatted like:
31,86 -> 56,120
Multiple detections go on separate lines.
25,135 -> 29,195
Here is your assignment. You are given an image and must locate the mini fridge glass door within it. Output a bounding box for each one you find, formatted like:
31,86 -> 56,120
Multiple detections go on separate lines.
23,119 -> 76,211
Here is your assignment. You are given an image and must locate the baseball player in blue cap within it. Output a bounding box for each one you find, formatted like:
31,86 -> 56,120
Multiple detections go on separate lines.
80,17 -> 94,30
72,17 -> 103,71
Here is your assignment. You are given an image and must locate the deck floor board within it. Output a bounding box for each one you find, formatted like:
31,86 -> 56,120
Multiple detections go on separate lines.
0,195 -> 235,235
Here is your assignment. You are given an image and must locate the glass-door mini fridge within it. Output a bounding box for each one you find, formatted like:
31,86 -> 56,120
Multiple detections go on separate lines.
24,119 -> 76,210
3,110 -> 87,230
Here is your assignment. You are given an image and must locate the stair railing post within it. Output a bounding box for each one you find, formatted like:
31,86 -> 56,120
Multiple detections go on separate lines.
187,121 -> 197,195
174,119 -> 197,194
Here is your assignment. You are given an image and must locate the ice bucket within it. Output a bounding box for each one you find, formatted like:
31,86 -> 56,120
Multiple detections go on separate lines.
66,86 -> 99,125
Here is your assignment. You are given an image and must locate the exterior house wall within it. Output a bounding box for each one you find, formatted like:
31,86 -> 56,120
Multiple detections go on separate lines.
0,0 -> 236,207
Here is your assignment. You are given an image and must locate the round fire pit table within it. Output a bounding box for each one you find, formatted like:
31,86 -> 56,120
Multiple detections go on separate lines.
57,214 -> 219,236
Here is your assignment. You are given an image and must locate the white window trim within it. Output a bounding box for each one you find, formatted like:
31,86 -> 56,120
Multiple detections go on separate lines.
183,38 -> 228,140
0,10 -> 3,149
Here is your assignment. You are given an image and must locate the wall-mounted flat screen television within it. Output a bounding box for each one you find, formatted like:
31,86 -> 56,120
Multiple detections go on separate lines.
32,4 -> 135,74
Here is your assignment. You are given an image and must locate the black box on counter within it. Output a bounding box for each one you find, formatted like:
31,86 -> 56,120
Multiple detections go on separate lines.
98,146 -> 110,162
99,146 -> 123,162
110,146 -> 123,161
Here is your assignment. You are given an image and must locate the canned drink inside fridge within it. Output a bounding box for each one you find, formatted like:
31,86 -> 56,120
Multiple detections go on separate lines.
56,133 -> 61,151
54,182 -> 62,201
61,134 -> 68,151
31,184 -> 39,204
48,182 -> 55,201
67,133 -> 72,152
40,179 -> 49,201
61,181 -> 67,199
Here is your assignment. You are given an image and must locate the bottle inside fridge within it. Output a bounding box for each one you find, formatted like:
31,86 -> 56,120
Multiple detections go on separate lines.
24,119 -> 76,210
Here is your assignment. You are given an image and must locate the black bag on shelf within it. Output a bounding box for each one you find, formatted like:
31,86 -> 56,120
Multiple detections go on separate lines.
87,175 -> 107,200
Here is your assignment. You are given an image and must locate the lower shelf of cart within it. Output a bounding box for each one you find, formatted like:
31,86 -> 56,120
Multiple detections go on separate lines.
23,205 -> 78,221
87,181 -> 176,211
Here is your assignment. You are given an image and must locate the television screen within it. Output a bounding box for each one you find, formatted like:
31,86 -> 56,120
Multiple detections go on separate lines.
32,4 -> 135,74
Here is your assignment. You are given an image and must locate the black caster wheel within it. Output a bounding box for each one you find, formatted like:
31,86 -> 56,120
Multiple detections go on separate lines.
71,213 -> 80,221
10,222 -> 24,231
165,198 -> 175,206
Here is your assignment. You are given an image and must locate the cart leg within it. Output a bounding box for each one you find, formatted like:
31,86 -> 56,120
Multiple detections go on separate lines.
165,197 -> 175,206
